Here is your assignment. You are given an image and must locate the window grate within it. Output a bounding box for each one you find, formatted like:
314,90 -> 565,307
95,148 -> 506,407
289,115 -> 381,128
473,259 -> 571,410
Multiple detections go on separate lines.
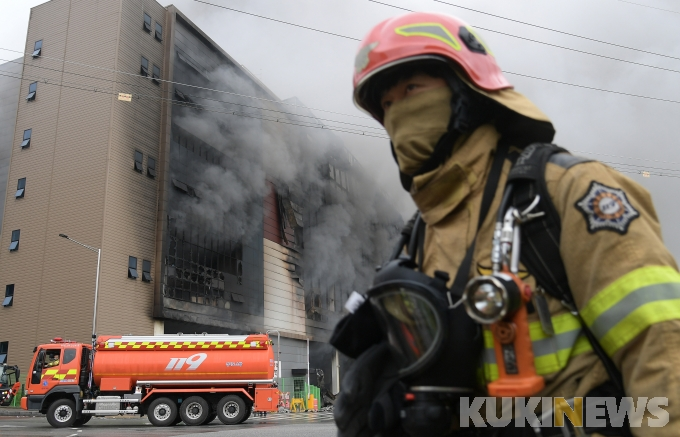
21,129 -> 31,148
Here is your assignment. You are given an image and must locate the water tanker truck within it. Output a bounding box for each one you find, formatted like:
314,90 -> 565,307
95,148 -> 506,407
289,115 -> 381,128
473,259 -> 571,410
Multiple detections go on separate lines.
21,334 -> 279,428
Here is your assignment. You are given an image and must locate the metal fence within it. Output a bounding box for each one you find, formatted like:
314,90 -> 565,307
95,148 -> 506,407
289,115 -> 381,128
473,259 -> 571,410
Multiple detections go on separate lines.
280,377 -> 321,410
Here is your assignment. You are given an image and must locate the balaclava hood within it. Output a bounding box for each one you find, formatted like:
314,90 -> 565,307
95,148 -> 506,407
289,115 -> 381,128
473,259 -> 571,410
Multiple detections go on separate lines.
381,66 -> 555,192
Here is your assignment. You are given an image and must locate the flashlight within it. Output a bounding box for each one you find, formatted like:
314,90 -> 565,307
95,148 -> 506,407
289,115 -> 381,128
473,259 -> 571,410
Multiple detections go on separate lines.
460,198 -> 545,397
463,274 -> 522,324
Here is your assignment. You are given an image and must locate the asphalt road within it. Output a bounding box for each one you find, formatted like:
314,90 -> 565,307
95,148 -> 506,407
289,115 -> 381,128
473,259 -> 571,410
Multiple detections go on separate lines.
0,412 -> 337,437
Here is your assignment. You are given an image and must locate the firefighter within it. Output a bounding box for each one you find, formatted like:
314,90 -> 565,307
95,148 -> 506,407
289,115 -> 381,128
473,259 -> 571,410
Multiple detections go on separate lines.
333,11 -> 680,437
45,353 -> 59,368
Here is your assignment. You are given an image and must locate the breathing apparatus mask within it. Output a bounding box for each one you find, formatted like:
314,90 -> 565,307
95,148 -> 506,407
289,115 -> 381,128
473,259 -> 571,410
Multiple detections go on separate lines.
364,221 -> 484,437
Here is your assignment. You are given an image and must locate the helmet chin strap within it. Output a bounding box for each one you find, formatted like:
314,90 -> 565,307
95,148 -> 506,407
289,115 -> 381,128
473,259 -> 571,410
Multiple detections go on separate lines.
393,74 -> 495,192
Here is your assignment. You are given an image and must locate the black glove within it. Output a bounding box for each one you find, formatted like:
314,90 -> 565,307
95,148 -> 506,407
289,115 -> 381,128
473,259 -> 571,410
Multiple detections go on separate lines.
333,342 -> 405,437
330,299 -> 384,359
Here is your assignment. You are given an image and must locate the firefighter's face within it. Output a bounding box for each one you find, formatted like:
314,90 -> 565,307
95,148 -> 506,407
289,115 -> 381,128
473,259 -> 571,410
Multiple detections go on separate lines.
380,73 -> 448,115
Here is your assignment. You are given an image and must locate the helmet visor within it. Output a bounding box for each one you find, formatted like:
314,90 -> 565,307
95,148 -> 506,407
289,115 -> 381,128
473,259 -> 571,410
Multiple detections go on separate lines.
369,284 -> 444,376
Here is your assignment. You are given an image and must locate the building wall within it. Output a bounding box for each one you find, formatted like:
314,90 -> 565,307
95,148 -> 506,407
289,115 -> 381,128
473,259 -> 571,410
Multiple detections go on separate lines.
96,0 -> 166,336
0,59 -> 22,236
0,0 -> 167,372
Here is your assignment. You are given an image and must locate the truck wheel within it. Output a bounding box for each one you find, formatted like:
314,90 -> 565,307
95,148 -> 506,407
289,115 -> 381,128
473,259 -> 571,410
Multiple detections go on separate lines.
238,405 -> 252,424
148,397 -> 178,427
46,399 -> 77,428
217,395 -> 246,425
179,396 -> 210,426
74,415 -> 92,426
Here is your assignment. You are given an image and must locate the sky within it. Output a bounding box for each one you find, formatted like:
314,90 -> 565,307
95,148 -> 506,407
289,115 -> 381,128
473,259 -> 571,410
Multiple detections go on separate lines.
2,0 -> 680,258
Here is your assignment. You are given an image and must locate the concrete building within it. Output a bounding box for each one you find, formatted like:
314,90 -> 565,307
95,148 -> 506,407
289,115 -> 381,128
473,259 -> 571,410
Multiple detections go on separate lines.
0,0 -> 399,395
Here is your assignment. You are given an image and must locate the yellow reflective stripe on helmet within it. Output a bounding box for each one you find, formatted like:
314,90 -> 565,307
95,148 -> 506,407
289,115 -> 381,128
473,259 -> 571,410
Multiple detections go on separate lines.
581,265 -> 680,356
394,23 -> 462,51
481,313 -> 591,381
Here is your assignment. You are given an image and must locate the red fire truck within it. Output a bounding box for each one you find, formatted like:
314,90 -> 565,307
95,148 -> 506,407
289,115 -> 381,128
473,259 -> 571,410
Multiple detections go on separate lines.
21,334 -> 279,428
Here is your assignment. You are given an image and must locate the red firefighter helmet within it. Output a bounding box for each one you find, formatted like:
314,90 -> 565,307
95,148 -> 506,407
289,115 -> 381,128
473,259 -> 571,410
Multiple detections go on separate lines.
353,12 -> 512,121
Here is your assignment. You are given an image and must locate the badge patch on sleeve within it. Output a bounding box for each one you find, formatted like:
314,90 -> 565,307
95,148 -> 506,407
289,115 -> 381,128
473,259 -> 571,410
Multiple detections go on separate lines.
575,181 -> 639,234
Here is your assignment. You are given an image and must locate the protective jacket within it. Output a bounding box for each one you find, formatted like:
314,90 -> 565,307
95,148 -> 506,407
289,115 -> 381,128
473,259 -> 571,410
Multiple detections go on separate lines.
411,121 -> 680,436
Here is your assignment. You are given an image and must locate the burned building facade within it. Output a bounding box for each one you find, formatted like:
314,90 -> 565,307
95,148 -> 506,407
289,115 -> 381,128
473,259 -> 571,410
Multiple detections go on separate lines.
0,0 -> 401,391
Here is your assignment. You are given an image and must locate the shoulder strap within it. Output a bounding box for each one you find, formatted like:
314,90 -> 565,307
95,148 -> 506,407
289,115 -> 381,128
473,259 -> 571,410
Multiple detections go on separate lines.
507,143 -> 572,302
509,145 -> 630,422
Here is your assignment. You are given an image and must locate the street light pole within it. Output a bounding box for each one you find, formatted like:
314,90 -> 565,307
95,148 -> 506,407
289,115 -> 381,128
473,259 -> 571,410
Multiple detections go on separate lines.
58,234 -> 101,357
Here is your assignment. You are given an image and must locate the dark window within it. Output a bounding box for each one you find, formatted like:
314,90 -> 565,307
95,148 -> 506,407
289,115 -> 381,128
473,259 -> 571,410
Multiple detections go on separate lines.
143,13 -> 151,32
147,157 -> 156,178
152,65 -> 160,84
9,230 -> 19,251
174,88 -> 193,104
134,151 -> 143,172
231,293 -> 245,303
172,178 -> 188,193
62,349 -> 76,364
140,57 -> 149,77
21,129 -> 31,148
155,22 -> 163,41
32,40 -> 42,58
142,260 -> 151,282
0,342 -> 7,364
2,285 -> 13,307
128,256 -> 138,279
173,179 -> 198,198
26,82 -> 37,101
163,229 -> 244,306
15,178 -> 25,198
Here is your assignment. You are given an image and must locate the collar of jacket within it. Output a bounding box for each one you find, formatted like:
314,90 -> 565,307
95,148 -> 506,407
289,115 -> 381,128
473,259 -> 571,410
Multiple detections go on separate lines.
410,123 -> 500,225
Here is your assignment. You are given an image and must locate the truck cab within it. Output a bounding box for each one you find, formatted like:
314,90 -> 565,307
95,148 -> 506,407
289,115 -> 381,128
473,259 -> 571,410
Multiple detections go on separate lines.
1,364 -> 21,406
22,338 -> 91,427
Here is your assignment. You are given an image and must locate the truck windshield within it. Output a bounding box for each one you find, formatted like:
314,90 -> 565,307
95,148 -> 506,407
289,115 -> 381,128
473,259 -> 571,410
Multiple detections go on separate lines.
0,371 -> 7,385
